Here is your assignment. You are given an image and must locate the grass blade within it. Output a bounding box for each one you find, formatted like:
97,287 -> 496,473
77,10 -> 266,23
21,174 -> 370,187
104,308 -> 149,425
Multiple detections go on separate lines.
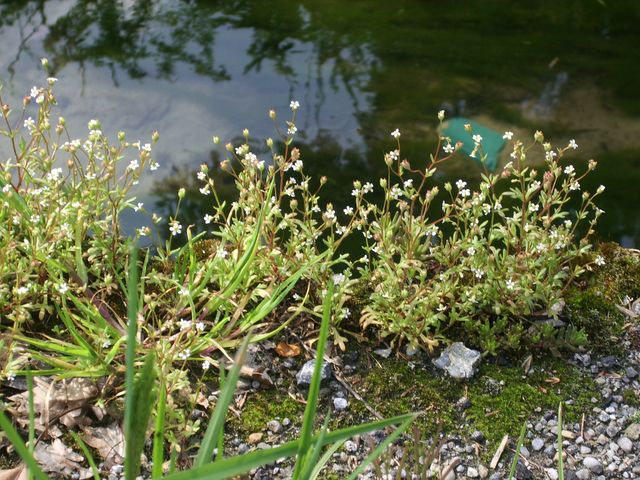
557,403 -> 564,480
0,410 -> 50,480
194,334 -> 251,467
296,415 -> 331,479
309,439 -> 346,480
292,280 -> 334,479
508,422 -> 527,480
164,413 -> 414,480
152,376 -> 167,479
70,432 -> 100,480
346,416 -> 414,480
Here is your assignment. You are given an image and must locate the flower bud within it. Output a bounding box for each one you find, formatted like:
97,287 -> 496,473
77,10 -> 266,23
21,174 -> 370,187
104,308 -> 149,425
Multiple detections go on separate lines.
212,135 -> 220,144
152,130 -> 160,143
438,110 -> 445,121
534,130 -> 544,143
588,159 -> 597,170
225,143 -> 233,152
178,188 -> 186,199
379,178 -> 387,188
23,96 -> 31,107
242,128 -> 249,138
118,131 -> 126,142
269,109 -> 276,120
41,57 -> 49,68
266,137 -> 274,148
353,180 -> 362,189
464,123 -> 472,132
320,176 -> 327,185
444,182 -> 452,192
290,199 -> 298,209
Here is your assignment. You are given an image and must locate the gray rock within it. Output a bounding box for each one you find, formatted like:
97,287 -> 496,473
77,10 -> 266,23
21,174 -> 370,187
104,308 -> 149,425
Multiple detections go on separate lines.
624,422 -> 640,441
344,440 -> 358,452
575,468 -> 591,480
626,366 -> 638,379
467,467 -> 479,478
333,397 -> 348,411
471,430 -> 485,442
617,436 -> 633,453
515,459 -> 533,479
583,457 -> 603,474
601,356 -> 618,369
295,359 -> 332,386
374,348 -> 392,358
433,342 -> 481,379
546,468 -> 559,480
532,437 -> 544,451
267,419 -> 282,433
456,396 -> 472,410
478,465 -> 489,479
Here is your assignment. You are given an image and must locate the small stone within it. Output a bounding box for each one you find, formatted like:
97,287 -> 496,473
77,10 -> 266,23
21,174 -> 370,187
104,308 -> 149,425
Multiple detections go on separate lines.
295,359 -> 332,386
626,366 -> 638,379
575,468 -> 591,480
333,397 -> 348,411
471,430 -> 485,442
478,465 -> 489,478
248,432 -> 263,444
583,457 -> 603,474
519,446 -> 530,458
467,467 -> 479,478
267,420 -> 282,433
601,356 -> 618,369
344,440 -> 358,452
374,348 -> 392,358
456,396 -> 472,410
532,438 -> 544,451
580,445 -> 592,455
257,442 -> 270,449
546,468 -> 559,480
515,459 -> 533,479
433,342 -> 482,379
624,423 -> 640,441
617,436 -> 633,453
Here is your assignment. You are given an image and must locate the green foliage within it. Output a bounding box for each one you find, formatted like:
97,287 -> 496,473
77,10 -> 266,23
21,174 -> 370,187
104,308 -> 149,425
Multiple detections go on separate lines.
357,120 -> 605,353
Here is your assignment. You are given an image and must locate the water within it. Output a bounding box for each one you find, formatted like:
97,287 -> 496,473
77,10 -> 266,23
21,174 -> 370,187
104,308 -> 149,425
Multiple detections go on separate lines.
1,0 -> 639,246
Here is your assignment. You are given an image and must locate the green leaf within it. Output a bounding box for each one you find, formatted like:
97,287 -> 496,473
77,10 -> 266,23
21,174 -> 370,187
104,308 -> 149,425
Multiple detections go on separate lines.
194,334 -> 251,467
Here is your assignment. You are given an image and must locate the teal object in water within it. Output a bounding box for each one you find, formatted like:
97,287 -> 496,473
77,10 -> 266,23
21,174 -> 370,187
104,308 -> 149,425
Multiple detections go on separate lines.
441,118 -> 505,172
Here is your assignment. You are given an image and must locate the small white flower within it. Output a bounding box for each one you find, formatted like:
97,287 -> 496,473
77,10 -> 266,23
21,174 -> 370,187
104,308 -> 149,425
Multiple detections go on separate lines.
363,182 -> 374,194
127,159 -> 139,171
47,77 -> 58,85
391,128 -> 401,139
564,165 -> 575,175
403,179 -> 413,189
150,162 -> 159,171
459,189 -> 471,198
332,273 -> 346,285
467,246 -> 476,256
341,308 -> 350,319
16,285 -> 30,295
325,207 -> 336,220
179,287 -> 190,297
197,171 -> 207,181
472,268 -> 484,279
343,206 -> 354,215
169,221 -> 182,236
569,181 -> 580,191
195,322 -> 205,332
204,214 -> 214,224
57,282 -> 69,295
2,184 -> 11,193
133,202 -> 144,212
569,139 -> 578,150
179,318 -> 192,331
217,248 -> 228,259
24,117 -> 36,131
102,340 -> 112,348
594,255 -> 605,266
443,143 -> 455,154
472,134 -> 483,144
137,227 -> 148,237
290,100 -> 300,111
455,179 -> 467,190
529,203 -> 539,213
503,131 -> 514,140
506,279 -> 516,290
202,360 -> 210,371
287,125 -> 297,135
200,186 -> 210,195
177,349 -> 191,361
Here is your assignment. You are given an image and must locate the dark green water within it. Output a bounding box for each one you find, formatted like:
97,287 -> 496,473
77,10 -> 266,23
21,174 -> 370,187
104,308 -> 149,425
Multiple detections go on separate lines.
1,1 -> 639,245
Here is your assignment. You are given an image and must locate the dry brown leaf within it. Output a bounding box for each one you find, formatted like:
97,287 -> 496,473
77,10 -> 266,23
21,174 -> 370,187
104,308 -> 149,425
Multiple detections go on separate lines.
34,438 -> 92,479
545,377 -> 561,384
81,422 -> 125,468
275,342 -> 302,358
9,377 -> 98,431
0,464 -> 28,480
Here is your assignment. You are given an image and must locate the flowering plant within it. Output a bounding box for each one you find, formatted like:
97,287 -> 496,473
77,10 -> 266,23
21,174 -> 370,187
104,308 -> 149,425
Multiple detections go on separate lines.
356,116 -> 605,353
